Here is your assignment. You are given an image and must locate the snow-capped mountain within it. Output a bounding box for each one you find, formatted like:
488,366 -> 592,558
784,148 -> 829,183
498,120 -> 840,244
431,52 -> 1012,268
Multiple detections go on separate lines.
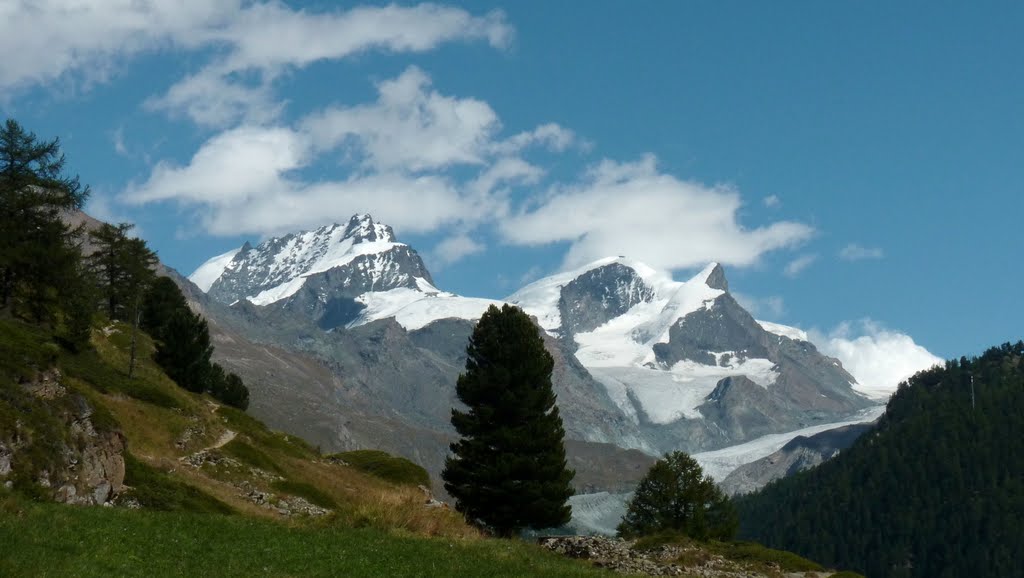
191,214 -> 448,328
191,214 -> 875,460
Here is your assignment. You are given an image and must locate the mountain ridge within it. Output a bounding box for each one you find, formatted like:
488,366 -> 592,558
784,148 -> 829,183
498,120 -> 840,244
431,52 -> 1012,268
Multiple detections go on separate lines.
187,215 -> 877,467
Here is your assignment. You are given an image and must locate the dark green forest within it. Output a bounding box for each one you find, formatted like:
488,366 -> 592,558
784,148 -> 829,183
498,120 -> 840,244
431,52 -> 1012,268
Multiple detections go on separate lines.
736,342 -> 1024,578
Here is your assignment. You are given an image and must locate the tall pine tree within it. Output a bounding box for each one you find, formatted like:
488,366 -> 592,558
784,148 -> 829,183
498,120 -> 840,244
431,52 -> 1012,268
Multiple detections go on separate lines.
442,304 -> 574,536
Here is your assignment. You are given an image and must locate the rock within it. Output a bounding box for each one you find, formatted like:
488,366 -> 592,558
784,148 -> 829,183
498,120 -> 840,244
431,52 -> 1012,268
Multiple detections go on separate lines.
92,481 -> 112,504
22,368 -> 66,399
0,442 -> 12,476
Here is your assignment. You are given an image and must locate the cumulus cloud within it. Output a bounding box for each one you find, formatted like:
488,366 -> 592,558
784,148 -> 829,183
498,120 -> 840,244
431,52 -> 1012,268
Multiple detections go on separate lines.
811,319 -> 943,400
784,254 -> 818,277
125,126 -> 308,205
500,155 -> 815,271
121,67 -> 575,248
763,194 -> 780,208
303,67 -> 500,172
122,124 -> 487,237
839,243 -> 884,261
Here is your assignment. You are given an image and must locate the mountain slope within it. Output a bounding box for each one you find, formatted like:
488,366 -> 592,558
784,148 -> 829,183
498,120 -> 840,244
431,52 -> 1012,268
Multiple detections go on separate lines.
735,342 -> 1024,578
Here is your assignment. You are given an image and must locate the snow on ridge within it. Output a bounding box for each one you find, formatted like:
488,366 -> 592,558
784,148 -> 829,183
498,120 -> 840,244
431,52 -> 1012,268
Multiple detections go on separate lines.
351,285 -> 501,331
189,247 -> 241,292
693,405 -> 886,481
246,238 -> 402,306
506,256 -> 718,334
757,320 -> 809,342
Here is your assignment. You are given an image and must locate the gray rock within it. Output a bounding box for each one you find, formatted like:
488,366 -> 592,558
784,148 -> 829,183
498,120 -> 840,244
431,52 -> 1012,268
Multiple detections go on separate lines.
720,422 -> 874,495
558,263 -> 655,336
0,442 -> 11,476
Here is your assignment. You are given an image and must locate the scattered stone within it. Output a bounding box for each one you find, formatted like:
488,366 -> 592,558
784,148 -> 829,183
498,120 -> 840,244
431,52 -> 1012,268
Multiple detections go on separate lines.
538,536 -> 816,578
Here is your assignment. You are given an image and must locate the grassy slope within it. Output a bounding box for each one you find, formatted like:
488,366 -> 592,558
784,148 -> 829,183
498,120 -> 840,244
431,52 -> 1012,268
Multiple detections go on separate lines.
0,492 -> 600,578
0,318 -> 604,576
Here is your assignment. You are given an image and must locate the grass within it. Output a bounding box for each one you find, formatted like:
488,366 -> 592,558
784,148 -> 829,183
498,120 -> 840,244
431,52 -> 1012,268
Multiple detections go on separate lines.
714,541 -> 823,573
59,347 -> 182,409
271,480 -> 338,509
219,405 -> 316,459
329,450 -> 431,487
122,454 -> 234,515
0,494 -> 604,578
222,439 -> 284,475
633,531 -> 824,574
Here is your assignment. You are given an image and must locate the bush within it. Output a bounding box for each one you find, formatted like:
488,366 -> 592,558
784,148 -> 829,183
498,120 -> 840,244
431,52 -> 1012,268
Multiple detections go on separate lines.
331,450 -> 429,487
618,451 -> 737,540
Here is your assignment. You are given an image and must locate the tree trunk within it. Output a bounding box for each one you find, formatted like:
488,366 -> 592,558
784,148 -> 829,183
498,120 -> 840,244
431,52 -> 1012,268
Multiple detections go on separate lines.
128,293 -> 140,379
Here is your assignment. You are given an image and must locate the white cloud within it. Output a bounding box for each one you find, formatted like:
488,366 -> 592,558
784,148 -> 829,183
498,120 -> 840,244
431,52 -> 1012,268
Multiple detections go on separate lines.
763,194 -> 780,208
501,155 -> 815,271
120,68 -> 569,252
124,126 -> 308,205
432,234 -> 486,268
0,1 -> 511,117
492,123 -> 581,155
0,0 -> 234,93
158,4 -> 512,126
784,254 -> 818,277
145,68 -> 281,127
811,319 -> 943,400
303,66 -> 501,172
733,293 -> 786,318
206,2 -> 511,74
839,243 -> 884,261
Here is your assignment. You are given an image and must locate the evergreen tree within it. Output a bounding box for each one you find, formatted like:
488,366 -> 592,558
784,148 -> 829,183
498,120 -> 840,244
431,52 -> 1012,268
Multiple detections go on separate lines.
618,451 -> 738,540
209,363 -> 250,410
0,119 -> 89,322
442,304 -> 574,536
57,262 -> 98,352
140,276 -> 189,341
154,309 -> 212,393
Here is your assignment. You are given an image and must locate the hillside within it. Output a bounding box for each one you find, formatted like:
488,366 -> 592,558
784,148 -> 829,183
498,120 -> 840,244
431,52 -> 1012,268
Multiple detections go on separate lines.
736,342 -> 1024,577
0,316 -> 865,577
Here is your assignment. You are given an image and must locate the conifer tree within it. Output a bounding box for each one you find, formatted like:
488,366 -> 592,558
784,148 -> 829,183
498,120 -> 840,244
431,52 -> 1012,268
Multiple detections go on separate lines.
442,304 -> 574,536
154,309 -> 212,393
140,276 -> 189,341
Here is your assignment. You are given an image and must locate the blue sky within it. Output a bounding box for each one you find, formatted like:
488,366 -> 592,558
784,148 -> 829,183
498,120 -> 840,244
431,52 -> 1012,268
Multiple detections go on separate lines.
1,1 -> 1021,367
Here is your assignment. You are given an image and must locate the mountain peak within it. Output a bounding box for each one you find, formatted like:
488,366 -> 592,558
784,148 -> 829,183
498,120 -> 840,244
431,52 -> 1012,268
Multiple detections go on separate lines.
703,262 -> 729,292
342,213 -> 395,244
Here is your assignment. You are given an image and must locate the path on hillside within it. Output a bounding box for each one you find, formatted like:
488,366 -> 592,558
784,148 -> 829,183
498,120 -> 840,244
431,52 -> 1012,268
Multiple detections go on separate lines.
206,429 -> 237,451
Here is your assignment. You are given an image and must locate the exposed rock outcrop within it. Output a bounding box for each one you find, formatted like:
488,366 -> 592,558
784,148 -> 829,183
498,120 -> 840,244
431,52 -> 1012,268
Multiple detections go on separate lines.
1,369 -> 126,505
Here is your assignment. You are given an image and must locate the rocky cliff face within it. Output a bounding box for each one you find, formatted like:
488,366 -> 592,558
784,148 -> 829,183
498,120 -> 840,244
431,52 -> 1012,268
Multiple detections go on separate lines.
558,263 -> 655,336
2,368 -> 125,505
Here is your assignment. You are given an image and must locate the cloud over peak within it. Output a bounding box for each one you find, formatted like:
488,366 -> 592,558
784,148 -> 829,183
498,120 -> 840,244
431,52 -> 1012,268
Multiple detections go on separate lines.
501,155 -> 815,271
